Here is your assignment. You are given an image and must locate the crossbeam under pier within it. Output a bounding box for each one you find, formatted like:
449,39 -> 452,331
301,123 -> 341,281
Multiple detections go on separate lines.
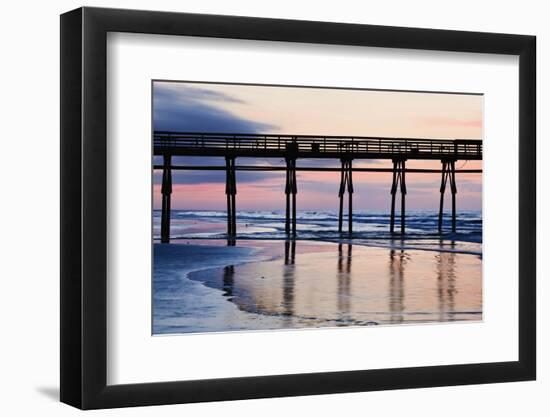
390,158 -> 407,235
154,165 -> 481,174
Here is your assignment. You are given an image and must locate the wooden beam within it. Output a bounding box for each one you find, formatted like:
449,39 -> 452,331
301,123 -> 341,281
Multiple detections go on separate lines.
153,165 -> 481,173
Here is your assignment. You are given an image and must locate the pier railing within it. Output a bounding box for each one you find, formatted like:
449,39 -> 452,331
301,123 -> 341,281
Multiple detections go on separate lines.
154,131 -> 482,160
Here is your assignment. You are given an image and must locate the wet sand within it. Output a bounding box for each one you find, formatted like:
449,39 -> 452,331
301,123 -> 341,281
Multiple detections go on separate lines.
154,239 -> 481,334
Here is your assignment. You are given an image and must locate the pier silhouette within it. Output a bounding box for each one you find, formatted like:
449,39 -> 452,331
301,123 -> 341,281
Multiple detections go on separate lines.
154,131 -> 482,242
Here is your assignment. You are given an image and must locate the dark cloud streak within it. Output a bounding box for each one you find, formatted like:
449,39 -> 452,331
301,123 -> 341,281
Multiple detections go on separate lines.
153,83 -> 276,133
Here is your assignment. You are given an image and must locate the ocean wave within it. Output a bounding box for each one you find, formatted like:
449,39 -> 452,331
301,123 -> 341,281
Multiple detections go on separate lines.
153,209 -> 482,253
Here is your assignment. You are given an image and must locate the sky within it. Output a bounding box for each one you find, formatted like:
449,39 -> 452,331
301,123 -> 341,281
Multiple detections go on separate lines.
152,81 -> 482,211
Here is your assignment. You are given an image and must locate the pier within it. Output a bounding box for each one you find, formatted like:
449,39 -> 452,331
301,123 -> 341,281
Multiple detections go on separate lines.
154,132 -> 482,242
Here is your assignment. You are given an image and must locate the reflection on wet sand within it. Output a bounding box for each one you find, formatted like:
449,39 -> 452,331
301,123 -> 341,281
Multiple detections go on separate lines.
283,240 -> 296,320
188,239 -> 481,328
337,244 -> 352,320
284,239 -> 296,265
436,240 -> 457,321
388,249 -> 406,324
222,265 -> 234,297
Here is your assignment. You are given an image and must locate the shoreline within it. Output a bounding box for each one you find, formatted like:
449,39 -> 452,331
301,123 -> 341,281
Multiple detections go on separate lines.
154,235 -> 482,256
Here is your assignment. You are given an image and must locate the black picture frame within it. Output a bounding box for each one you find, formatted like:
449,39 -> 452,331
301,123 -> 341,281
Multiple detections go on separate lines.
60,6 -> 536,410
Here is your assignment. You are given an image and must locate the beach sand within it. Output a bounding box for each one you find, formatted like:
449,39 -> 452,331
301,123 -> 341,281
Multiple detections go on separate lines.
153,239 -> 481,335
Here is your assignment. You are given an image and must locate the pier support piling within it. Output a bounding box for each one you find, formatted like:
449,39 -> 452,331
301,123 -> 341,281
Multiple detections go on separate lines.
390,158 -> 407,235
438,159 -> 457,233
160,154 -> 172,243
338,158 -> 354,234
225,156 -> 237,237
285,157 -> 298,236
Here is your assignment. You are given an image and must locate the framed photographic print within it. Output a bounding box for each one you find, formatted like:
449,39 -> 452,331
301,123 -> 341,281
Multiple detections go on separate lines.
60,7 -> 536,409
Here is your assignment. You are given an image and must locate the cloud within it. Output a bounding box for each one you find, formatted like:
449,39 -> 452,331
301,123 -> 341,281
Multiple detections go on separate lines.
153,83 -> 276,133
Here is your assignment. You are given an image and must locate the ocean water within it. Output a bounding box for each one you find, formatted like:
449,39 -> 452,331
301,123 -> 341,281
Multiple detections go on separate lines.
153,209 -> 482,255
